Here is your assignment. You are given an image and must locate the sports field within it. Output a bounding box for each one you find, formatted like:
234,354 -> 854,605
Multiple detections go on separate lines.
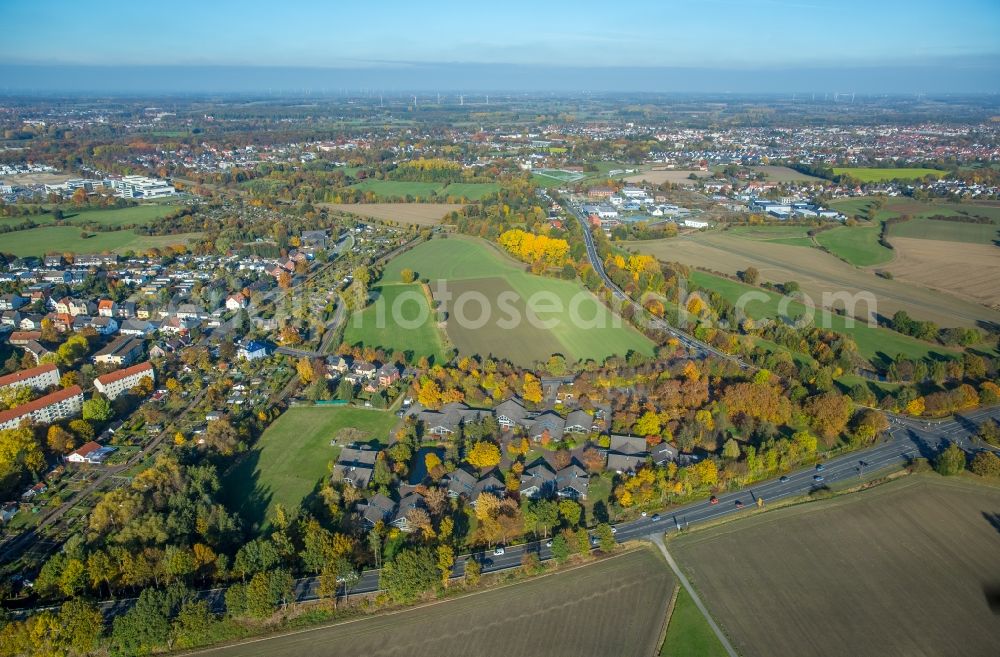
832,167 -> 946,182
320,203 -> 463,225
672,476 -> 1000,657
0,226 -> 202,256
223,407 -> 398,528
379,237 -> 654,366
626,232 -> 1000,328
344,283 -> 448,362
199,548 -> 675,657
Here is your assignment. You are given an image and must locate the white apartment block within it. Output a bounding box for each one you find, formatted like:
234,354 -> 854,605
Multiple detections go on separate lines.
94,362 -> 155,400
0,385 -> 84,430
0,364 -> 60,393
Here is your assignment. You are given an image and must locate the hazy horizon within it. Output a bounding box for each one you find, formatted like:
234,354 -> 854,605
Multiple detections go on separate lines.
3,0 -> 999,94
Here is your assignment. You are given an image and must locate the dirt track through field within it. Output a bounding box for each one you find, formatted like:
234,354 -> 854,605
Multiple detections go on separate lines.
627,233 -> 1000,327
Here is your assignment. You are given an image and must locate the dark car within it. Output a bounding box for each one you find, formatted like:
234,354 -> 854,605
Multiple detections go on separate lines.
815,463 -> 825,472
735,500 -> 744,508
709,495 -> 719,505
779,475 -> 789,483
813,474 -> 825,482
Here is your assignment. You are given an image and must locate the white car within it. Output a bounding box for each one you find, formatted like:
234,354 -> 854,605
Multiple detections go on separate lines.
493,547 -> 505,556
610,526 -> 617,534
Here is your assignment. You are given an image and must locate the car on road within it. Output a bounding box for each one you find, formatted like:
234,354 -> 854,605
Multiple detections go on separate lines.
641,511 -> 647,517
815,463 -> 825,472
813,475 -> 825,482
779,475 -> 789,483
709,495 -> 719,505
651,514 -> 660,522
735,500 -> 744,508
610,526 -> 617,534
493,547 -> 505,556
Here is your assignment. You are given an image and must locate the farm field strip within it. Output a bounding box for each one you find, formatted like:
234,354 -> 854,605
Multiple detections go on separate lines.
194,549 -> 675,657
672,476 -> 1000,657
625,233 -> 1000,328
831,167 -> 946,182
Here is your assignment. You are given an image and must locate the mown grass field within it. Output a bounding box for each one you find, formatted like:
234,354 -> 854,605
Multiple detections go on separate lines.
814,224 -> 894,266
203,548 -> 675,657
223,407 -> 398,528
724,225 -> 814,247
442,182 -> 500,200
889,216 -> 998,244
672,476 -> 1000,657
380,237 -> 654,366
660,587 -> 728,657
0,226 -> 202,256
689,270 -> 957,365
348,179 -> 499,201
0,203 -> 181,228
343,283 -> 447,362
320,202 -> 463,225
832,167 -> 946,182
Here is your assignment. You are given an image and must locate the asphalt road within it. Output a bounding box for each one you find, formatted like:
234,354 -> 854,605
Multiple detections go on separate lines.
558,194 -> 746,367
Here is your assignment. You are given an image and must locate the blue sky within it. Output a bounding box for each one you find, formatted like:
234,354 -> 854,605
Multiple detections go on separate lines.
4,0 -> 999,69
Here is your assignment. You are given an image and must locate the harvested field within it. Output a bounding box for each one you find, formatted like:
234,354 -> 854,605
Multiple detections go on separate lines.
321,202 -> 463,225
672,476 -> 1000,657
624,170 -> 712,185
194,549 -> 675,657
890,216 -> 999,244
441,277 -> 567,366
886,237 -> 1000,307
1,171 -> 73,185
625,233 -> 1000,327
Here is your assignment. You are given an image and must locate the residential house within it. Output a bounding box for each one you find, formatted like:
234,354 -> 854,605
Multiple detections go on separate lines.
607,434 -> 649,474
332,445 -> 380,489
119,319 -> 156,337
376,364 -> 400,388
416,402 -> 490,437
494,397 -> 529,430
66,440 -> 116,464
225,293 -> 248,311
555,463 -> 590,500
528,411 -> 565,442
21,481 -> 47,501
360,493 -> 396,528
0,294 -> 28,311
520,461 -> 557,498
0,502 -> 17,523
444,466 -> 504,505
564,409 -> 595,434
21,341 -> 52,364
390,491 -> 426,532
8,331 -> 41,346
238,340 -> 273,361
93,335 -> 144,367
97,300 -> 116,317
